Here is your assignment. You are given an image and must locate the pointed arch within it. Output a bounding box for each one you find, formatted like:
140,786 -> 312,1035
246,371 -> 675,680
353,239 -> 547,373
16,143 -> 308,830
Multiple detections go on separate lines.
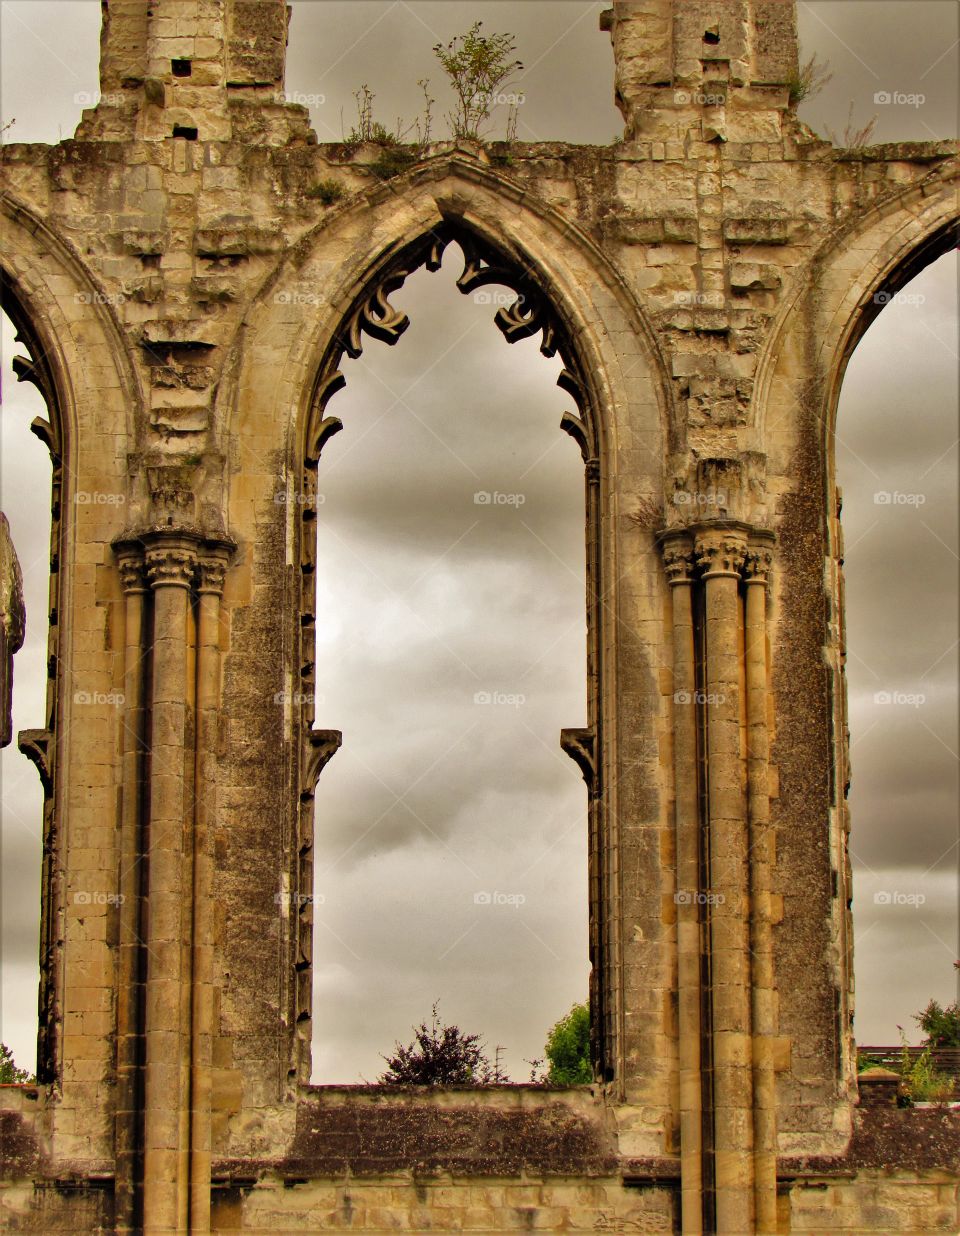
221,155 -> 671,1094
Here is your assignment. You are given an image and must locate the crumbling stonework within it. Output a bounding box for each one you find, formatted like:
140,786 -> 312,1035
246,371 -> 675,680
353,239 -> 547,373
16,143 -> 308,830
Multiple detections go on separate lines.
0,1 -> 957,1232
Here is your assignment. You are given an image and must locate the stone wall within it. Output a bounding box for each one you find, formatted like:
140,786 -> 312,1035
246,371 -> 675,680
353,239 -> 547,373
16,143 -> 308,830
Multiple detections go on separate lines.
0,0 -> 957,1231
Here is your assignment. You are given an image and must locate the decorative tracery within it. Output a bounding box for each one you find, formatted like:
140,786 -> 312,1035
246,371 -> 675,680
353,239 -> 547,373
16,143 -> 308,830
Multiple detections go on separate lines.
289,223 -> 609,1085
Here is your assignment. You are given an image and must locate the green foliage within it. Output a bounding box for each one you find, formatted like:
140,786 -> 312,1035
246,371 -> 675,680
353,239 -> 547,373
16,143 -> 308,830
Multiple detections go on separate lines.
0,1043 -> 34,1085
898,1031 -> 954,1104
787,51 -> 832,106
377,1002 -> 508,1085
433,21 -> 523,141
915,998 -> 960,1048
856,1053 -> 882,1073
544,1002 -> 592,1086
306,179 -> 348,206
368,146 -> 419,181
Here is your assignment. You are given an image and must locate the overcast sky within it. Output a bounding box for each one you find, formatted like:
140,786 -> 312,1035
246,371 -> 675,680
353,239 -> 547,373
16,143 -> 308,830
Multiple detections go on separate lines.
0,2 -> 957,1082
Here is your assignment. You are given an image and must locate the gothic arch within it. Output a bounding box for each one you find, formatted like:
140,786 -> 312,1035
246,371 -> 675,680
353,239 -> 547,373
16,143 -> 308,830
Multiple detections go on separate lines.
750,172 -> 959,1099
221,157 -> 672,1092
1,195 -> 139,1089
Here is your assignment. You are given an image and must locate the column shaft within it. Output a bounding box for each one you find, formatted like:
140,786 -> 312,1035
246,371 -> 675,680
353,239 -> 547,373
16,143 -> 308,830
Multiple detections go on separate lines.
699,533 -> 754,1235
745,558 -> 778,1234
665,542 -> 704,1236
143,541 -> 196,1235
114,550 -> 148,1234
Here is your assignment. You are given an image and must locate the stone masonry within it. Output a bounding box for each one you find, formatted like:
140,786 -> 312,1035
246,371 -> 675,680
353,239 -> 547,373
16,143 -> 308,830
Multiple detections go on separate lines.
0,1 -> 957,1232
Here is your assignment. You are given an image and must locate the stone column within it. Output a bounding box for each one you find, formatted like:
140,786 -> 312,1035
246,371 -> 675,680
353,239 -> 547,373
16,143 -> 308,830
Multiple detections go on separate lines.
189,543 -> 232,1232
660,532 -> 703,1235
744,542 -> 778,1234
142,533 -> 199,1236
694,526 -> 754,1234
112,542 -> 149,1235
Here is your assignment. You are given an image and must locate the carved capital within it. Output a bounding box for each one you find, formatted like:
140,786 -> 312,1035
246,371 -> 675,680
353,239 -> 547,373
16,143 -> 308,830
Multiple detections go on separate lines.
658,532 -> 697,586
744,545 -> 774,585
196,539 -> 236,595
113,541 -> 148,594
142,534 -> 200,591
694,528 -> 748,579
560,726 -> 598,796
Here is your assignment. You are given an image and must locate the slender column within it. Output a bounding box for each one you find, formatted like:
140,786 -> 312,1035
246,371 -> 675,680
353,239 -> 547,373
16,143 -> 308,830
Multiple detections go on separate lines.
744,543 -> 778,1234
113,544 -> 149,1234
189,545 -> 232,1232
142,534 -> 198,1236
661,534 -> 703,1236
694,527 -> 754,1235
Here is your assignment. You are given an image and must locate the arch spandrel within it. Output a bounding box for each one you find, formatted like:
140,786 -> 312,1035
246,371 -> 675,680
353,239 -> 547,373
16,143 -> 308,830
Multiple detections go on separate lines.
752,170 -> 960,470
220,158 -> 672,505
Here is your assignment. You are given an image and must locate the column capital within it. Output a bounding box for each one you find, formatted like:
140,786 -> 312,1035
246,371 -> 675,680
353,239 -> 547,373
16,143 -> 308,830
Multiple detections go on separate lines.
143,535 -> 200,591
657,530 -> 697,586
694,527 -> 748,579
196,538 -> 237,596
112,540 -> 149,594
744,545 -> 774,586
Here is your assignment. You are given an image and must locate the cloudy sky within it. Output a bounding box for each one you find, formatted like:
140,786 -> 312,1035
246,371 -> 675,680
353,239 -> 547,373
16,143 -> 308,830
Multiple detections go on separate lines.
0,1 -> 957,1082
